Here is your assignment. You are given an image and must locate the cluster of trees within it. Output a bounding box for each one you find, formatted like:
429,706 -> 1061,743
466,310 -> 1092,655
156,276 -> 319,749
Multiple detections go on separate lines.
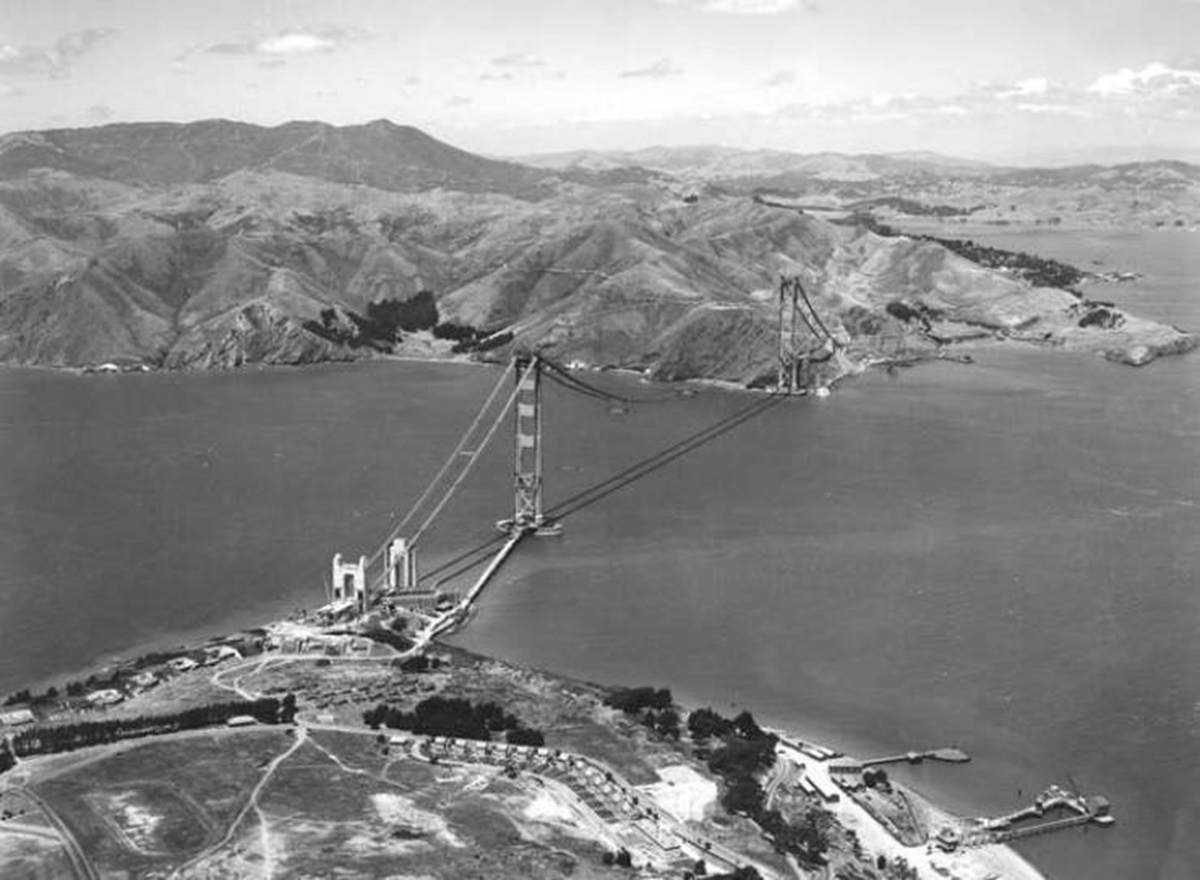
852,197 -> 985,218
301,291 -> 515,357
10,696 -> 295,758
688,707 -> 831,867
361,695 -> 543,743
884,300 -> 946,329
601,847 -> 634,868
604,686 -> 673,713
303,291 -> 441,350
396,654 -> 442,673
836,213 -> 1087,291
917,234 -> 1085,290
3,689 -> 33,706
505,727 -> 546,747
1076,303 -> 1125,329
0,744 -> 14,775
604,686 -> 681,739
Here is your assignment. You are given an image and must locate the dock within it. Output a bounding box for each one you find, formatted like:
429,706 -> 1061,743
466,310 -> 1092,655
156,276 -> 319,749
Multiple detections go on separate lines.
952,785 -> 1114,850
860,747 -> 970,767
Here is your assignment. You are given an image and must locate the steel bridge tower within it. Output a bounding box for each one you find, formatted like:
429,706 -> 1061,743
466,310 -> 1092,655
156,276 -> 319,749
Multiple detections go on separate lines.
499,353 -> 562,536
778,276 -> 801,394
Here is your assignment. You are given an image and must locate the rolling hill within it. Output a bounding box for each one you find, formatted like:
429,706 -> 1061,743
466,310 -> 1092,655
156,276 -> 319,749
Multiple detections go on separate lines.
519,145 -> 1200,230
0,121 -> 1191,385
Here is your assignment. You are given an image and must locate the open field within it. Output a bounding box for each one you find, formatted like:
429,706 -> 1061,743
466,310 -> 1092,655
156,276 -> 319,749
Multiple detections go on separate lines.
31,730 -> 291,876
14,723 -> 665,879
2,640 -> 1060,878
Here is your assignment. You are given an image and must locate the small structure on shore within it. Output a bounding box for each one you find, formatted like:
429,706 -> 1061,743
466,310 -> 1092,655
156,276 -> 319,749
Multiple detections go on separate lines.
86,689 -> 124,707
331,553 -> 369,613
0,708 -> 35,727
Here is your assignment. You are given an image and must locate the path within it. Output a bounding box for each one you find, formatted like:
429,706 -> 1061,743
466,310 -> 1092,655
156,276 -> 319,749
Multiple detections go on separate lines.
168,726 -> 308,879
18,786 -> 99,880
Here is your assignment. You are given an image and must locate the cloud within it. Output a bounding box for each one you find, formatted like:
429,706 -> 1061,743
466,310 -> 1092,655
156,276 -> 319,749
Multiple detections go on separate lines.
659,0 -> 816,13
490,53 -> 546,69
762,70 -> 796,88
404,76 -> 420,86
1087,61 -> 1200,95
0,28 -> 116,78
86,103 -> 114,121
481,52 -> 556,82
202,26 -> 367,59
776,62 -> 1200,130
447,95 -> 473,107
620,57 -> 684,78
998,77 -> 1049,98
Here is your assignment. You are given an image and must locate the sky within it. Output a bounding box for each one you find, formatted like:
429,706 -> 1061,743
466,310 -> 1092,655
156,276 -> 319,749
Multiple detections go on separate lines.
1,0 -> 1199,163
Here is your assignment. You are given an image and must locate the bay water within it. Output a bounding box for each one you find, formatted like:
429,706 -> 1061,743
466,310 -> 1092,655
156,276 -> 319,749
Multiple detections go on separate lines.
0,230 -> 1196,879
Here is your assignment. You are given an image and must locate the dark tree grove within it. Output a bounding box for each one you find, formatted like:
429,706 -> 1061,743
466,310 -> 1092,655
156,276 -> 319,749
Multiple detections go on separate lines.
362,695 -> 542,744
9,696 -> 290,758
604,686 -> 673,714
303,291 -> 441,350
506,727 -> 546,747
831,212 -> 1087,291
687,706 -> 831,867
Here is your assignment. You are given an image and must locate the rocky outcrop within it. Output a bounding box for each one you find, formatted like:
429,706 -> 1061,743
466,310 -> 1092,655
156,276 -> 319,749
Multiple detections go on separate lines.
161,301 -> 351,370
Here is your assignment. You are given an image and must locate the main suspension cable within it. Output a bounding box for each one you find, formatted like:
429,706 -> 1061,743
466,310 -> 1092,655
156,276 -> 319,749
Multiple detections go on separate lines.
365,359 -> 515,570
408,359 -> 535,546
546,392 -> 784,521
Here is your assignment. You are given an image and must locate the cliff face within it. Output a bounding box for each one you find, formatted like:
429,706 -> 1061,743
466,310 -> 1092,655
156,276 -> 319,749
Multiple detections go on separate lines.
0,121 -> 1191,385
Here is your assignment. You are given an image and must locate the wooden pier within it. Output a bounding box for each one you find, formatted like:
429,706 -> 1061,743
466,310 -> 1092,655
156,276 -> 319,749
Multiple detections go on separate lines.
860,747 -> 970,767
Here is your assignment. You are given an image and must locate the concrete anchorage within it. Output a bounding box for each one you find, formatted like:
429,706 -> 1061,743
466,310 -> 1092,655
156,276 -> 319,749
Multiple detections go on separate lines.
331,553 -> 368,613
385,537 -> 418,592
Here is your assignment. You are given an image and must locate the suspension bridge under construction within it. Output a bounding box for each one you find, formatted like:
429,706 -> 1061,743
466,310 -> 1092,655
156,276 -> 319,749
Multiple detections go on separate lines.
324,276 -> 842,628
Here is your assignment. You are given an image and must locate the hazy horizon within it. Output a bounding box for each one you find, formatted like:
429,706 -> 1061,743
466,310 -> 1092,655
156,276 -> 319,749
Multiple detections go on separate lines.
3,114 -> 1200,170
2,0 -> 1199,166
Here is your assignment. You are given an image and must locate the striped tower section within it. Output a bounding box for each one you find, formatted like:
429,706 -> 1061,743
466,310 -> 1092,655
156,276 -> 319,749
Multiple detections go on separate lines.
512,354 -> 543,530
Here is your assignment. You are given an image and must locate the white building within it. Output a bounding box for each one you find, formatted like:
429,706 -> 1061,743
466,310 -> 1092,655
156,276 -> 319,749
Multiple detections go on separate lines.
86,689 -> 125,706
0,708 -> 35,726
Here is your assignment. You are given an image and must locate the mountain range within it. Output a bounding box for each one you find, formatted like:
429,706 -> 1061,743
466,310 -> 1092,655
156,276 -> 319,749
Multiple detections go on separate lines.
0,120 -> 1192,383
520,145 -> 1200,229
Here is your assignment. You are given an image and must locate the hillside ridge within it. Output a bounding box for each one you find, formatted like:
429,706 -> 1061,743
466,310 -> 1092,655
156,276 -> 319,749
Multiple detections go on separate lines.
0,120 -> 1192,384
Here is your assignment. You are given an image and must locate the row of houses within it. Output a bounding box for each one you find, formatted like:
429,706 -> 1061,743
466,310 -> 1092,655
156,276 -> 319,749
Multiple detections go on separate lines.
399,734 -> 681,854
264,632 -> 372,657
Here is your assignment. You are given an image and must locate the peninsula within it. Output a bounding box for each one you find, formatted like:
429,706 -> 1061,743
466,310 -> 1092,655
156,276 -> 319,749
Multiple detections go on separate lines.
0,577 -> 1094,880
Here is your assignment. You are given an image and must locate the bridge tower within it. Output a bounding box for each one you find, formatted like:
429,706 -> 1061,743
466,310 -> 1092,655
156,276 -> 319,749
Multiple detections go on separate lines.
498,353 -> 562,536
778,276 -> 801,394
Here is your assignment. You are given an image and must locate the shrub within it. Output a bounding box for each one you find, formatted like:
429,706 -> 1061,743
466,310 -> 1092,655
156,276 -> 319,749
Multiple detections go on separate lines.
604,686 -> 673,714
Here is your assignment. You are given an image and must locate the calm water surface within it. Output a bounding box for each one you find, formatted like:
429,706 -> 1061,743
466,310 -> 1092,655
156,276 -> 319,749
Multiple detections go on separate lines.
1,230 -> 1196,879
